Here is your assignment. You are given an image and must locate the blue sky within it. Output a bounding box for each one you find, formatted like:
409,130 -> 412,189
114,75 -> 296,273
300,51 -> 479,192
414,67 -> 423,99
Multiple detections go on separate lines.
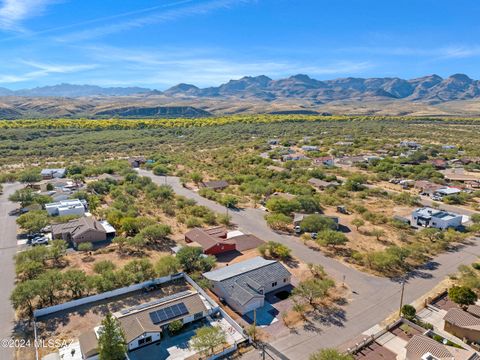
0,0 -> 479,89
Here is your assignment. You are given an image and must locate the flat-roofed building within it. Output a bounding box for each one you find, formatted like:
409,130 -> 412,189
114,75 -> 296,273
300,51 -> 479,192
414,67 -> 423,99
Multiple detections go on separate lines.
45,199 -> 87,217
412,207 -> 462,229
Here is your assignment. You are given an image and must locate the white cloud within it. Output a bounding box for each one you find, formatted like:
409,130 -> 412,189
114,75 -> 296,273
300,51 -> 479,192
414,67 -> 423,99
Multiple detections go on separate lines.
57,0 -> 251,42
0,0 -> 58,31
0,60 -> 97,84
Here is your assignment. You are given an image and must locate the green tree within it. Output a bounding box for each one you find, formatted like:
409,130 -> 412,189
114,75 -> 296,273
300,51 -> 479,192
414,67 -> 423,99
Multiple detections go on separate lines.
293,278 -> 334,307
18,169 -> 42,184
351,218 -> 365,231
153,165 -> 169,176
155,256 -> 180,277
471,214 -> 480,224
78,242 -> 93,252
258,241 -> 291,260
15,259 -> 44,281
265,213 -> 291,231
309,349 -> 353,360
63,269 -> 88,299
449,286 -> 478,306
98,313 -> 127,360
93,260 -> 116,274
9,189 -> 35,207
265,197 -> 300,215
37,269 -> 64,306
190,325 -> 226,356
113,236 -> 128,253
10,280 -> 40,316
16,211 -> 49,233
123,259 -> 156,283
190,172 -> 203,185
220,195 -> 238,209
176,247 -> 216,273
300,214 -> 337,233
370,228 -> 386,241
127,235 -> 146,254
168,320 -> 183,334
317,230 -> 348,248
138,224 -> 171,244
49,239 -> 67,265
401,304 -> 416,320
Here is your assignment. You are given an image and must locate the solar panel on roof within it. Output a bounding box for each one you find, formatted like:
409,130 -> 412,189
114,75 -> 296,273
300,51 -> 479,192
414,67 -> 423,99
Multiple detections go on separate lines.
148,302 -> 189,325
149,311 -> 160,324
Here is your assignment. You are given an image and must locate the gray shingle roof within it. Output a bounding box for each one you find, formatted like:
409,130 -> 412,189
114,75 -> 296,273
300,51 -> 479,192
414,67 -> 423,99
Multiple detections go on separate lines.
203,257 -> 279,281
405,335 -> 454,359
203,257 -> 291,305
444,308 -> 480,331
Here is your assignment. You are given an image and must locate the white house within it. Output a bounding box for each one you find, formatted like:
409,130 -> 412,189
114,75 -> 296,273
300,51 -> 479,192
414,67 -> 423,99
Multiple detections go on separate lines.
412,207 -> 463,229
434,187 -> 461,198
45,199 -> 87,217
312,156 -> 334,166
41,168 -> 66,179
78,291 -> 211,358
203,257 -> 291,315
301,145 -> 318,152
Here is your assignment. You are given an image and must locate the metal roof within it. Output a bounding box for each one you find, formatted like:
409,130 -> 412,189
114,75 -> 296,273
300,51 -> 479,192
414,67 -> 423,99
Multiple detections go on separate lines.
203,256 -> 278,282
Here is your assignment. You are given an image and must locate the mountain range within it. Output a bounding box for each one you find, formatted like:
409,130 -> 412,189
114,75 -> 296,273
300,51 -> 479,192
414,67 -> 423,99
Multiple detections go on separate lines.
1,74 -> 479,102
1,74 -> 480,118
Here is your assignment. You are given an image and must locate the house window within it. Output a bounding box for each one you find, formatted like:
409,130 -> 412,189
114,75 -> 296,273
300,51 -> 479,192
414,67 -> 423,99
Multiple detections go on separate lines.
138,338 -> 145,346
272,281 -> 277,287
145,336 -> 152,344
194,312 -> 203,320
283,278 -> 287,283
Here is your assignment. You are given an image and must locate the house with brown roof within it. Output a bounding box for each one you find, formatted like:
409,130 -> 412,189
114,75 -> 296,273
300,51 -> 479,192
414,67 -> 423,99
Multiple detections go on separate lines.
51,217 -> 115,248
444,308 -> 480,343
414,180 -> 444,196
308,178 -> 339,190
184,227 -> 264,255
312,156 -> 334,166
467,305 -> 480,318
78,291 -> 210,357
199,180 -> 229,191
431,159 -> 448,170
404,334 -> 478,360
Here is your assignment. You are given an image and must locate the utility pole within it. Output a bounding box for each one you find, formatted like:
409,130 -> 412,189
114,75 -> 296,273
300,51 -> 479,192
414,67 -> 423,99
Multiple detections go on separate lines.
398,278 -> 406,317
253,308 -> 256,341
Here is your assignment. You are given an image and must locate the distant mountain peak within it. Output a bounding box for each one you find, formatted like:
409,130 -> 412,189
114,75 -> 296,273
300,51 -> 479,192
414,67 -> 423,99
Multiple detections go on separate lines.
0,74 -> 479,103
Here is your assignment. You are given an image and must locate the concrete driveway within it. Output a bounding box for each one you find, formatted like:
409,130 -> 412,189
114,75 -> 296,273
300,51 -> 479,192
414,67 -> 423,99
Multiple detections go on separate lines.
139,170 -> 480,359
0,182 -> 23,360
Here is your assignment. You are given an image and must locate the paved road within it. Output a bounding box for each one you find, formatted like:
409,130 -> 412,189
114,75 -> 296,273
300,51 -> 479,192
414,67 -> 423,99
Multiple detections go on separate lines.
139,170 -> 480,359
0,183 -> 23,360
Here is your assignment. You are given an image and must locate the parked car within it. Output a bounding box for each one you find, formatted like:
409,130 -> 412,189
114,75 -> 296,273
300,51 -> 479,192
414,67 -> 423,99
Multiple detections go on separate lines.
310,232 -> 318,239
31,237 -> 49,246
294,225 -> 302,234
8,208 -> 28,216
27,233 -> 42,240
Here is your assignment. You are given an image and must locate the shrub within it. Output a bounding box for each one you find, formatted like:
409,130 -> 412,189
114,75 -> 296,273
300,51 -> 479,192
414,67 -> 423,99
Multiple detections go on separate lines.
448,286 -> 478,306
78,242 -> 93,252
472,263 -> 480,270
300,214 -> 337,233
401,304 -> 416,320
258,241 -> 291,260
168,320 -> 183,334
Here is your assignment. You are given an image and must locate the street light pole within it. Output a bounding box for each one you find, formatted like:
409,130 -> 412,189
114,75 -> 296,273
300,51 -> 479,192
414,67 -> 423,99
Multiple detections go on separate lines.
398,278 -> 406,317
